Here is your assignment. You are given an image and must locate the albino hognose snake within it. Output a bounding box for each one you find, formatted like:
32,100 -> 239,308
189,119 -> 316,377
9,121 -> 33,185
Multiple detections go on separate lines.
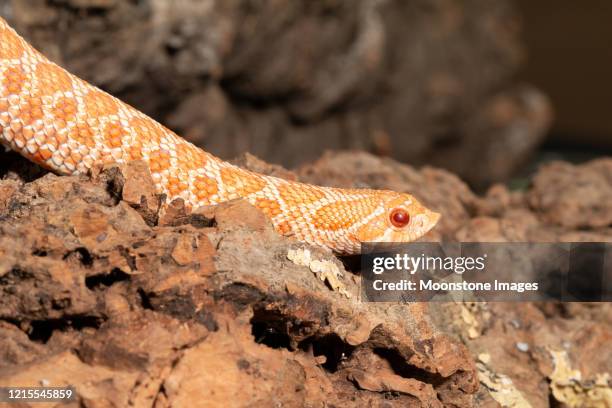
0,18 -> 439,254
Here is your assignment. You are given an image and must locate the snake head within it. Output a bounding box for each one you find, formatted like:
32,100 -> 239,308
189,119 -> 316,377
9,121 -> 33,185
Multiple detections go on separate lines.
354,191 -> 440,246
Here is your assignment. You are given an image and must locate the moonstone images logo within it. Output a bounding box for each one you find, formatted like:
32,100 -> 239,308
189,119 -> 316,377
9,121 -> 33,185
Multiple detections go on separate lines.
361,242 -> 611,302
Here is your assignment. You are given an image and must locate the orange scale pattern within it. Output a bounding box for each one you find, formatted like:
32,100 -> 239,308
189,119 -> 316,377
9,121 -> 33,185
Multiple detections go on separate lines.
313,199 -> 378,232
19,96 -> 45,126
175,142 -> 208,173
83,89 -> 119,118
2,66 -> 26,96
219,166 -> 267,198
35,62 -> 73,96
102,121 -> 127,149
147,148 -> 172,173
52,96 -> 78,122
166,175 -> 189,197
0,26 -> 24,59
0,17 -> 438,254
193,174 -> 219,202
253,197 -> 282,218
129,117 -> 164,146
277,181 -> 326,207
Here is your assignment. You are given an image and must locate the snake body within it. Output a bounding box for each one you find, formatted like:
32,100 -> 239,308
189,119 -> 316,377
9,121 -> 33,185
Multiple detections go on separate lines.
0,18 -> 439,254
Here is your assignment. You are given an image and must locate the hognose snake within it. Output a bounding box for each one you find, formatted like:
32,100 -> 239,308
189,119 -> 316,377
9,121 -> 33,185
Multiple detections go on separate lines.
0,18 -> 439,254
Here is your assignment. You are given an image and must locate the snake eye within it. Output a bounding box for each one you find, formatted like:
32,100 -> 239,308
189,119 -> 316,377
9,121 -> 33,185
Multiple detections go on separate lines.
390,208 -> 410,228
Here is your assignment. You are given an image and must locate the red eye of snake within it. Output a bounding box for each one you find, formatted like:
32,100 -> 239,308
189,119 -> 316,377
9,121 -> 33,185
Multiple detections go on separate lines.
390,208 -> 410,228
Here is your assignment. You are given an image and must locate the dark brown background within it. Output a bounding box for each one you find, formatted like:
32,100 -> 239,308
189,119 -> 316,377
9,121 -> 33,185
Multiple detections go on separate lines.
518,0 -> 612,149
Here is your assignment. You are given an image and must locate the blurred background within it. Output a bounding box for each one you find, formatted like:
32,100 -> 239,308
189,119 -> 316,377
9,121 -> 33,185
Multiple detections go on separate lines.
517,1 -> 612,162
1,0 -> 609,190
